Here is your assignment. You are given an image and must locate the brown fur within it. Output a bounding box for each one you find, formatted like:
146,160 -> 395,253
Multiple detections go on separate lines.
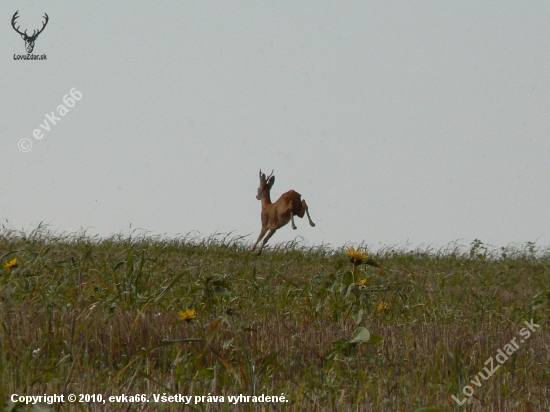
251,170 -> 315,255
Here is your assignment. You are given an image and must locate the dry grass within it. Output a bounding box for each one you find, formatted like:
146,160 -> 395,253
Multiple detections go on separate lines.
0,228 -> 549,411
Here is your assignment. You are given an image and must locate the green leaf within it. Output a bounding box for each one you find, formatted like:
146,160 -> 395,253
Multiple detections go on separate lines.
212,279 -> 231,289
342,271 -> 354,286
414,408 -> 441,412
207,287 -> 230,296
367,333 -> 384,345
353,308 -> 364,325
188,286 -> 203,295
348,327 -> 370,344
343,283 -> 354,298
365,258 -> 381,268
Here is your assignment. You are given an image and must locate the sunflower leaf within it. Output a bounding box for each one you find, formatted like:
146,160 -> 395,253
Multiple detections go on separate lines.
342,271 -> 354,286
348,327 -> 370,344
365,258 -> 381,268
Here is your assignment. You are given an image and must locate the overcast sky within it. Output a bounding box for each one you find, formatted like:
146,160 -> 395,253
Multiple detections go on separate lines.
2,2 -> 549,250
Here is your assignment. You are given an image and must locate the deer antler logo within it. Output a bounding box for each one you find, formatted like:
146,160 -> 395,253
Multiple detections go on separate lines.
11,11 -> 49,54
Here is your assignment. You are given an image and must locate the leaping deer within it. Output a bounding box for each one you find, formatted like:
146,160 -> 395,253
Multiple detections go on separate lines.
251,169 -> 315,255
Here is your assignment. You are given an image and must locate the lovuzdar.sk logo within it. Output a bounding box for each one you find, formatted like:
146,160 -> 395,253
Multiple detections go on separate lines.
11,10 -> 49,60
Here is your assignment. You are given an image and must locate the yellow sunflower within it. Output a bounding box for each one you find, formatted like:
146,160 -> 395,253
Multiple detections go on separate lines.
178,308 -> 197,323
4,258 -> 18,270
345,247 -> 369,265
376,302 -> 388,311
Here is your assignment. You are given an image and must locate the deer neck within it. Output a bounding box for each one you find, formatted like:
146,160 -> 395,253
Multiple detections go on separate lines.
261,191 -> 272,207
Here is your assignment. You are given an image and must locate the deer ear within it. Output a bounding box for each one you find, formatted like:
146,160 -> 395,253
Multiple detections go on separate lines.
267,176 -> 275,186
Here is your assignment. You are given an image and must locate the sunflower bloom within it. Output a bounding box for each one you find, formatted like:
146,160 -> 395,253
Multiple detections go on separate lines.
178,308 -> 197,323
357,278 -> 367,286
376,302 -> 388,311
4,258 -> 18,270
345,247 -> 369,265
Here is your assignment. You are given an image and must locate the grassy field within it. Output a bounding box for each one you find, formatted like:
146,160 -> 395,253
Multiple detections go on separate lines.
1,227 -> 548,411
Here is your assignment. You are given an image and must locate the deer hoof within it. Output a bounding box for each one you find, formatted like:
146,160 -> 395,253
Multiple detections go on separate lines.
292,225 -> 297,230
310,223 -> 316,227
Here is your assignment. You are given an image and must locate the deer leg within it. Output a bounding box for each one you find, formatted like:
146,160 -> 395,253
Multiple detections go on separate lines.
301,199 -> 316,227
257,228 -> 277,255
286,201 -> 297,230
251,227 -> 267,252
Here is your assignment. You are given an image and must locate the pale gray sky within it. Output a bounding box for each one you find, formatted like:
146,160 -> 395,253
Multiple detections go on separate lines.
2,2 -> 550,250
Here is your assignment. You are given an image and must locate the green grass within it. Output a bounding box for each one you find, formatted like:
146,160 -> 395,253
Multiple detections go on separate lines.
1,227 -> 549,411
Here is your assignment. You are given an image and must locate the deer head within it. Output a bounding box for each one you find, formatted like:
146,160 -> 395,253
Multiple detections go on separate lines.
12,11 -> 49,54
256,169 -> 274,200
